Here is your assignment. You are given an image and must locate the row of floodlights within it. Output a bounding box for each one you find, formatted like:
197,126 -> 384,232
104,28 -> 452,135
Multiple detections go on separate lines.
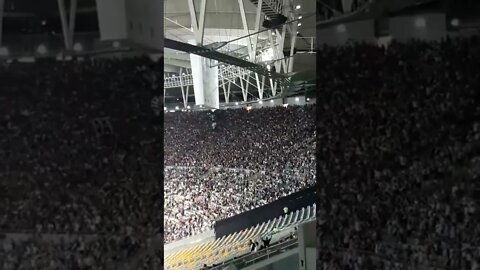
334,18 -> 460,33
165,103 -> 289,113
0,41 -> 121,57
164,97 -> 310,111
0,43 -> 83,56
295,4 -> 301,35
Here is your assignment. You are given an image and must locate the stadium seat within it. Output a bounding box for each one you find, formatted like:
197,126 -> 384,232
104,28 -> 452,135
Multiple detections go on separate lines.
164,204 -> 315,269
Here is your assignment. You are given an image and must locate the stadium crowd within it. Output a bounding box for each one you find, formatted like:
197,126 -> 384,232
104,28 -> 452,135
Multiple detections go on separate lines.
0,57 -> 162,269
164,106 -> 316,242
3,29 -> 480,270
317,36 -> 480,269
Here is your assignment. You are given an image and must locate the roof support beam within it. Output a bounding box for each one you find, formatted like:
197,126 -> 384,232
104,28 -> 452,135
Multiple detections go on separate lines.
57,0 -> 77,51
68,0 -> 78,49
238,0 -> 253,58
287,23 -> 298,72
220,75 -> 231,104
0,0 -> 4,47
187,0 -> 207,45
57,0 -> 70,50
251,0 -> 263,62
255,73 -> 265,100
179,67 -> 190,108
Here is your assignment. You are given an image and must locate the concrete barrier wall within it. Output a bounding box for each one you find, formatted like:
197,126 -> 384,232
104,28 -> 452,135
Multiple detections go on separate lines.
164,229 -> 215,255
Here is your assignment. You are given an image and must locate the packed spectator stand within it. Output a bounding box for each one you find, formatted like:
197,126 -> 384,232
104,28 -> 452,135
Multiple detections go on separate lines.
317,36 -> 480,269
164,105 -> 316,243
164,204 -> 314,269
4,32 -> 480,270
0,57 -> 162,269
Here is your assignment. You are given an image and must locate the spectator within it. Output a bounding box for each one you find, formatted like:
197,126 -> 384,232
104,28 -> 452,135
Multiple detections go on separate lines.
0,56 -> 162,269
164,105 -> 315,242
249,240 -> 256,252
262,234 -> 272,248
317,36 -> 480,269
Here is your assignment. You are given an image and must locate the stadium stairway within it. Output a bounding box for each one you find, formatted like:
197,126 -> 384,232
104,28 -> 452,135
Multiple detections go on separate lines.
212,237 -> 299,270
248,0 -> 282,19
164,203 -> 316,270
112,234 -> 163,270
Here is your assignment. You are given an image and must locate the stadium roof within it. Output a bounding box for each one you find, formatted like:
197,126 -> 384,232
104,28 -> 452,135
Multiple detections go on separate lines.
164,0 -> 316,105
3,0 -> 98,35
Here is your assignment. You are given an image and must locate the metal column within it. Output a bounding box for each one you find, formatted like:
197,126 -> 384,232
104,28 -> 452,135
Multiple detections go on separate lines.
68,0 -> 78,49
57,0 -> 70,50
0,0 -> 4,47
57,0 -> 77,50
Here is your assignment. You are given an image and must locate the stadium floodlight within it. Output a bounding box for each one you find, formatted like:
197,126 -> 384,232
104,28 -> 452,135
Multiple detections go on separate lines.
164,107 -> 167,110
18,57 -> 35,63
451,18 -> 459,26
295,5 -> 301,9
187,105 -> 191,109
306,98 -> 310,101
299,16 -> 302,19
259,100 -> 263,104
295,97 -> 299,102
262,48 -> 274,62
235,102 -> 239,106
415,17 -> 426,28
270,100 -> 274,103
73,43 -> 83,52
298,23 -> 302,27
37,44 -> 47,55
0,47 -> 9,56
337,24 -> 346,32
175,106 -> 179,110
169,110 -> 175,112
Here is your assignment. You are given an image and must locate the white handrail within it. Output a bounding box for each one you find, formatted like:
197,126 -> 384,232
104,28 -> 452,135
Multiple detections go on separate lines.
164,65 -> 251,89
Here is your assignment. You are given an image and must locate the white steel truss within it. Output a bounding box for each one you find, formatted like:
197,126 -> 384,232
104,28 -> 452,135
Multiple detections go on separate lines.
57,0 -> 77,51
165,0 -> 302,104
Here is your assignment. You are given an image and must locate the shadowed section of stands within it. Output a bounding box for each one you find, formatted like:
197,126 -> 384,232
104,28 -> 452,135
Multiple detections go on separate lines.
164,203 -> 316,270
